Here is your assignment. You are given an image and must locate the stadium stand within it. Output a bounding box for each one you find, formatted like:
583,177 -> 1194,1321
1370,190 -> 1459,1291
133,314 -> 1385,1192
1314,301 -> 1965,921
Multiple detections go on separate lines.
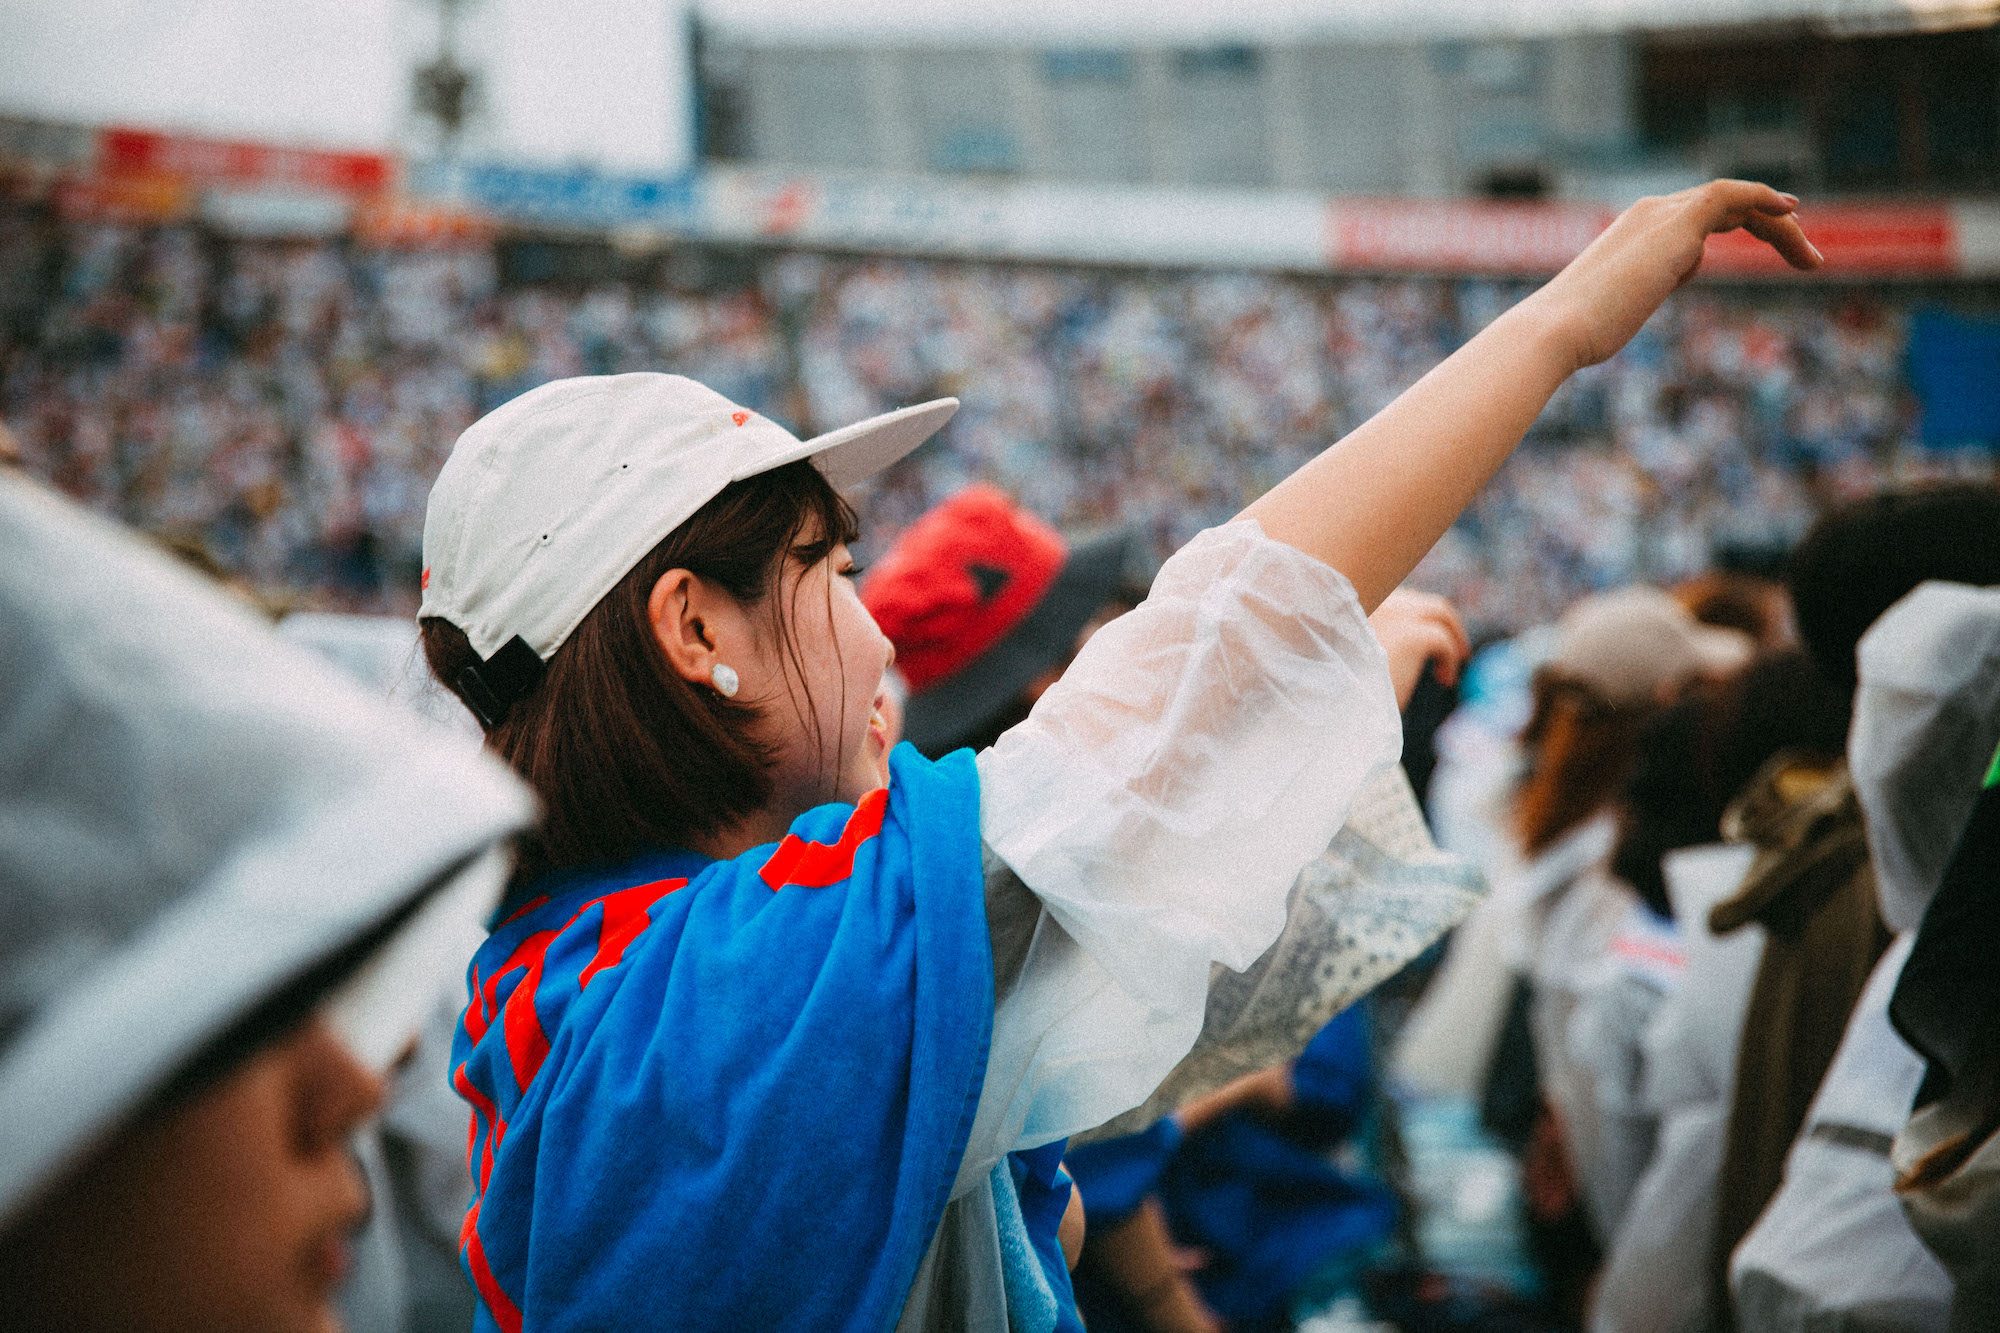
1,200 -> 1992,636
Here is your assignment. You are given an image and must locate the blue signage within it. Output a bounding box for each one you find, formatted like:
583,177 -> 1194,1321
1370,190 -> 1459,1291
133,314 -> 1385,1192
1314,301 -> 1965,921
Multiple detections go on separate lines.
409,159 -> 698,228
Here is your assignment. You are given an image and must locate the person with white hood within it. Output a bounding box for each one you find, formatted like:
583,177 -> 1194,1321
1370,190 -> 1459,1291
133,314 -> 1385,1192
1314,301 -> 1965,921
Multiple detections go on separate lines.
0,471 -> 534,1330
1731,577 -> 2000,1331
1709,486 -> 2000,1333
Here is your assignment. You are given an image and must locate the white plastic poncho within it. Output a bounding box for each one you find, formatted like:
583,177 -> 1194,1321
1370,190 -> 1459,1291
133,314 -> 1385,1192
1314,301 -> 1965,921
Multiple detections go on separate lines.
968,519 -> 1406,1169
1732,934 -> 1952,1332
898,520 -> 1411,1332
0,475 -> 535,1224
1848,581 -> 2000,933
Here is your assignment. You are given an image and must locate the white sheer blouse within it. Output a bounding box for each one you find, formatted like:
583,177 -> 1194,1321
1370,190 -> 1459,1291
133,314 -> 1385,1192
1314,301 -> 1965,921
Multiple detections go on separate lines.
898,519 -> 1408,1332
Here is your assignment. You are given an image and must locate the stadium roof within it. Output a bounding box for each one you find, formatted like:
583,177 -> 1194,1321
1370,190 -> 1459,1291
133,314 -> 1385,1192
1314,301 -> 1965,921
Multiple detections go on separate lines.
698,0 -> 1999,43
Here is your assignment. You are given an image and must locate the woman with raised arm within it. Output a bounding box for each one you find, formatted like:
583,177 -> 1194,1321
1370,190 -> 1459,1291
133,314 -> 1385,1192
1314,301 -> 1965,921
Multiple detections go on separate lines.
416,182 -> 1817,1333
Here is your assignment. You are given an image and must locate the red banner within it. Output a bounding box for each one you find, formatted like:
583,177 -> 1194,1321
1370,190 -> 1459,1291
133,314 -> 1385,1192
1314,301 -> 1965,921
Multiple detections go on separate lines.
1328,199 -> 1614,275
1701,203 -> 1958,276
98,127 -> 392,195
1327,197 -> 1963,277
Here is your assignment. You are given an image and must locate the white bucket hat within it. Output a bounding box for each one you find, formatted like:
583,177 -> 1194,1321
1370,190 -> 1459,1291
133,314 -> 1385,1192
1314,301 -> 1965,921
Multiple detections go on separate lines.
419,373 -> 956,725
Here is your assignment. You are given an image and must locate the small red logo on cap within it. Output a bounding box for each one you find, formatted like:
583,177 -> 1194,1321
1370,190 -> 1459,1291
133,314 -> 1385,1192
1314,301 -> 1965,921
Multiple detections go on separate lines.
731,411 -> 749,427
421,566 -> 431,589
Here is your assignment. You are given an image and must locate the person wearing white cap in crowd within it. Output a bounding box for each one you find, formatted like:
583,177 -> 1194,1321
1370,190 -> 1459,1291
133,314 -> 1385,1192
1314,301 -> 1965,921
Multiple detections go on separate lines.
1511,589 -> 1755,1264
0,472 -> 534,1330
1391,579 -> 1755,1322
1545,586 -> 1758,710
411,184 -> 1817,1332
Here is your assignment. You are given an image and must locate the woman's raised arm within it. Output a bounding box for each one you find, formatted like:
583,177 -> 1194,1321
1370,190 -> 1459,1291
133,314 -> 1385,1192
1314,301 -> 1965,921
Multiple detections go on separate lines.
1241,180 -> 1822,611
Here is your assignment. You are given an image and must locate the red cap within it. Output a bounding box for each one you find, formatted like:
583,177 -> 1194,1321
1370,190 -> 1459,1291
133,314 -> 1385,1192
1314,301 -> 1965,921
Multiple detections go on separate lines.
862,484 -> 1067,693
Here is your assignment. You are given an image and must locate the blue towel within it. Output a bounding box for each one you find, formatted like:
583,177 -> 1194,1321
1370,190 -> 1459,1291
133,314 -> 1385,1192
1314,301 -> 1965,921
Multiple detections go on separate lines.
1000,1142 -> 1085,1333
451,745 -> 992,1332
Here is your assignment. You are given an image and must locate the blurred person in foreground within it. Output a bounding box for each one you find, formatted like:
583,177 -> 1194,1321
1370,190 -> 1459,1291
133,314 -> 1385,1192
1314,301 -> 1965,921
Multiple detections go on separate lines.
0,472 -> 533,1330
863,483 -> 1479,1332
1701,484 -> 2000,1329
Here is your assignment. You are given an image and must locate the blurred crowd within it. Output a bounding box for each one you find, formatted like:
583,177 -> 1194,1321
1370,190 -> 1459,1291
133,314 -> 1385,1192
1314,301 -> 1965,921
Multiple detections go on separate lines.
7,183 -> 2000,1333
1389,485 -> 2000,1333
4,198 -> 1991,636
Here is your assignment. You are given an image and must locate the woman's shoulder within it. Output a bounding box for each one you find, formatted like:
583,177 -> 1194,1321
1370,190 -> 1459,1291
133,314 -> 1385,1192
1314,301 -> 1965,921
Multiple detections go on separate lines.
475,747 -> 985,971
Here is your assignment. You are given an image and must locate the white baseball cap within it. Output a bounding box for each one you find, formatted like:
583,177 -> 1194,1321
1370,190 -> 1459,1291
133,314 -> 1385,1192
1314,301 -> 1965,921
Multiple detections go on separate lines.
1551,585 -> 1754,707
420,373 -> 956,723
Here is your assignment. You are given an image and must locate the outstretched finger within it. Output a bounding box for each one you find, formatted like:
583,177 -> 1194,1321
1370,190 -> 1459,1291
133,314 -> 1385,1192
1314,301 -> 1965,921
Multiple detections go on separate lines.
1696,179 -> 1798,226
1741,210 -> 1824,271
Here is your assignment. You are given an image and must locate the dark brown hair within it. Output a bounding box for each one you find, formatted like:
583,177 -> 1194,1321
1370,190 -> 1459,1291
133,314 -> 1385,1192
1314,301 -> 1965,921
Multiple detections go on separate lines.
1609,647 -> 1850,918
1672,571 -> 1787,647
1789,483 -> 2000,689
421,461 -> 858,884
1512,670 -> 1662,857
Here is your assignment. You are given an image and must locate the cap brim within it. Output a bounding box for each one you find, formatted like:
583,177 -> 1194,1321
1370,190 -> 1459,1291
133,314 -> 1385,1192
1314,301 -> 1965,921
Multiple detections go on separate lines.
744,398 -> 960,491
322,847 -> 507,1074
903,529 -> 1133,755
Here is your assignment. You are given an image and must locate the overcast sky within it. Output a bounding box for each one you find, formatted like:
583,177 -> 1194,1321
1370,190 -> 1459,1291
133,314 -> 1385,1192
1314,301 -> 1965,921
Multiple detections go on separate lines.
0,0 -> 692,172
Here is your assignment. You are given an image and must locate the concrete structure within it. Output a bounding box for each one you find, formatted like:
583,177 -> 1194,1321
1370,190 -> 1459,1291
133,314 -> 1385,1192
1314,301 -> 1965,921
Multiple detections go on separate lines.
694,21 -> 1997,201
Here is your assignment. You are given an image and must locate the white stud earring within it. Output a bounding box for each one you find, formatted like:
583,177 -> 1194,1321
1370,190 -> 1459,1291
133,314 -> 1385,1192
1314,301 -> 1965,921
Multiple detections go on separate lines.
709,663 -> 740,698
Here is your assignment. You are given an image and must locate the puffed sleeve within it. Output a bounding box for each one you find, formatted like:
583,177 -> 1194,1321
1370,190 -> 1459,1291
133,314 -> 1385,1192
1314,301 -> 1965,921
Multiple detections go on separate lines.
958,519 -> 1403,1185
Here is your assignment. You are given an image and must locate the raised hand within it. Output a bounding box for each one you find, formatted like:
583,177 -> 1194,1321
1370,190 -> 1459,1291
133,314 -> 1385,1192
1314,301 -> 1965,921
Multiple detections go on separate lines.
1240,181 -> 1820,612
1368,588 -> 1471,709
1532,180 -> 1823,372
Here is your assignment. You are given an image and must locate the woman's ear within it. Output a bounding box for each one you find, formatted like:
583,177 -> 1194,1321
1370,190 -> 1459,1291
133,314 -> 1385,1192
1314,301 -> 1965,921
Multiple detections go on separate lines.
648,569 -> 720,687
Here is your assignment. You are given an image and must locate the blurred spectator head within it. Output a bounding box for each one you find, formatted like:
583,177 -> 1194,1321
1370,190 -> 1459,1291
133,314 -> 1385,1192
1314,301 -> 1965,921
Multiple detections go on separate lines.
863,483 -> 1132,756
1673,570 -> 1793,649
1550,586 -> 1754,710
1713,647 -> 1854,798
1612,647 -> 1850,916
1515,673 -> 1660,858
0,475 -> 529,1329
1515,587 -> 1752,856
1789,483 -> 2000,689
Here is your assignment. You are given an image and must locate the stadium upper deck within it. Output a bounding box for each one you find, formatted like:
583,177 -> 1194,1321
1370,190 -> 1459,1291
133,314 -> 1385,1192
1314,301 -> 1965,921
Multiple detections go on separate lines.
692,17 -> 1997,202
